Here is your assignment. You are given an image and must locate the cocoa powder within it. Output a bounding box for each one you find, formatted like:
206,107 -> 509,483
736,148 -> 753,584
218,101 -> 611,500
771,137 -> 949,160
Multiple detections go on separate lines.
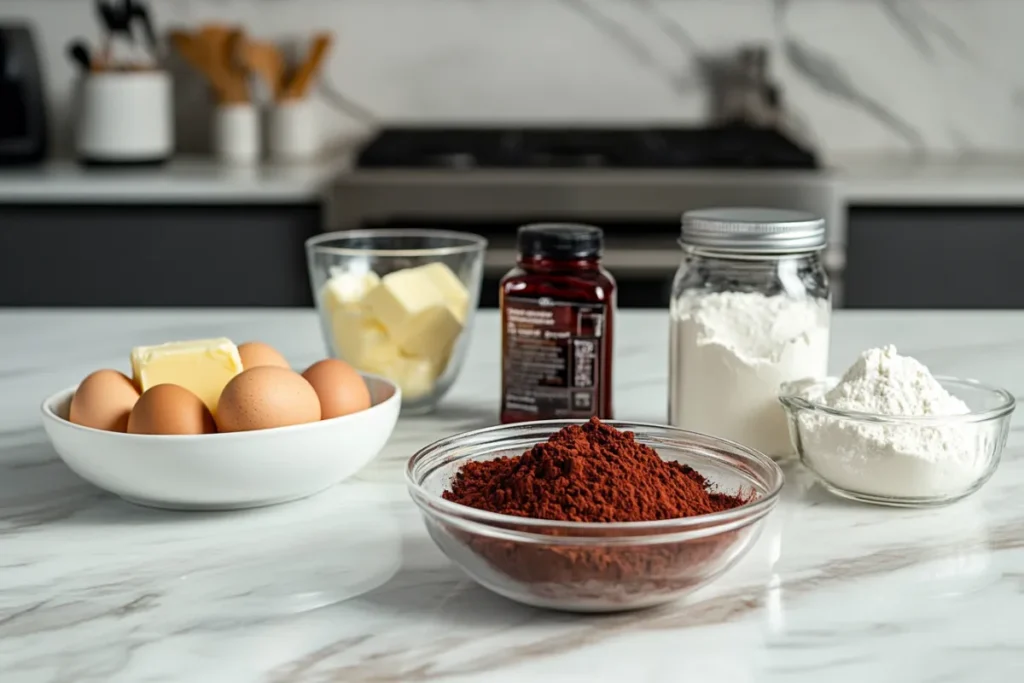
440,418 -> 755,607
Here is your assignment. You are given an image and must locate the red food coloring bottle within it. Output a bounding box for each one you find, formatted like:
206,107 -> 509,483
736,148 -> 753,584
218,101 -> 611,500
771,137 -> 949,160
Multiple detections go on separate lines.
499,223 -> 616,424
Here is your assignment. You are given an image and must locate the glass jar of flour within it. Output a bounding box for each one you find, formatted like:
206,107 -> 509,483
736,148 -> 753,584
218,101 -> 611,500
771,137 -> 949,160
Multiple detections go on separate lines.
669,208 -> 831,459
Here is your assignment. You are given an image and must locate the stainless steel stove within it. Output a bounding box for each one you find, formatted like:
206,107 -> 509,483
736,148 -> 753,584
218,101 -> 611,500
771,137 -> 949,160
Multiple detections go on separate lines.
355,125 -> 818,170
330,124 -> 841,308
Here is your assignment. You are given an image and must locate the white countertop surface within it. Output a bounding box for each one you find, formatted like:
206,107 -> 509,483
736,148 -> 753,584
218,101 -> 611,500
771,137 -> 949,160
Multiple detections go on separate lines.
834,155 -> 1024,204
2,308 -> 1024,682
3,155 -> 1024,206
0,158 -> 344,203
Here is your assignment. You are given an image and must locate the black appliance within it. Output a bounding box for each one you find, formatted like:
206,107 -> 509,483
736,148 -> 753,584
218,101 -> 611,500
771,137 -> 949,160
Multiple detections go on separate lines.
0,24 -> 48,165
355,124 -> 819,170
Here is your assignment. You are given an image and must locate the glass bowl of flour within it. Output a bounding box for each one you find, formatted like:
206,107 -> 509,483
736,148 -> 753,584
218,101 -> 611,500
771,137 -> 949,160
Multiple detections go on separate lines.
778,346 -> 1015,507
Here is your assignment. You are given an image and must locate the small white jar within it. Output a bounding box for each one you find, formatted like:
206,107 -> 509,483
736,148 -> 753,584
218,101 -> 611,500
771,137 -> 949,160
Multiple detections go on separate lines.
268,99 -> 319,162
214,103 -> 260,165
668,208 -> 832,459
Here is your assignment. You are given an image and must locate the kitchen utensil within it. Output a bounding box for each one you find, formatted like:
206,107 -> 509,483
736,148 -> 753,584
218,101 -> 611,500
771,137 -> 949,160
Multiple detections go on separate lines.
169,29 -> 205,73
96,0 -> 139,67
407,420 -> 783,612
282,33 -> 332,100
40,374 -> 401,511
305,229 -> 487,414
222,29 -> 251,102
66,40 -> 93,72
239,38 -> 285,101
170,26 -> 249,104
76,70 -> 173,165
126,0 -> 158,60
94,0 -> 115,64
197,25 -> 248,103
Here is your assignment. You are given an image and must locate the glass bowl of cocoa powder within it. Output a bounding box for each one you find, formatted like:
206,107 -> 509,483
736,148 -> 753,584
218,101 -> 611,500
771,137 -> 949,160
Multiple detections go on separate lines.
406,417 -> 784,613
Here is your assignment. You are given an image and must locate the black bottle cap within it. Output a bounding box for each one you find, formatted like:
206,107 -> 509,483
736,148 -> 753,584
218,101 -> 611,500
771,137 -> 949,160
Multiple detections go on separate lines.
517,223 -> 603,260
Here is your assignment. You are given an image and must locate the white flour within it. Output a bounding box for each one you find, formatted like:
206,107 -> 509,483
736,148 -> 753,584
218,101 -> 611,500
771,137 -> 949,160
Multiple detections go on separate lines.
798,345 -> 986,499
669,291 -> 830,457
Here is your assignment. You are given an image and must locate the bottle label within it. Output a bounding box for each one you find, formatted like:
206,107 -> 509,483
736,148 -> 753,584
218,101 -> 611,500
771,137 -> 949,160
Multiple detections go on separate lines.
501,296 -> 608,419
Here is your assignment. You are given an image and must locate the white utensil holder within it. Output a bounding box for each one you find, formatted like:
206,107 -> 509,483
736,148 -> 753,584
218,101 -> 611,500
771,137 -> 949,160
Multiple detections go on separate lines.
214,103 -> 260,165
76,70 -> 173,165
268,99 -> 319,162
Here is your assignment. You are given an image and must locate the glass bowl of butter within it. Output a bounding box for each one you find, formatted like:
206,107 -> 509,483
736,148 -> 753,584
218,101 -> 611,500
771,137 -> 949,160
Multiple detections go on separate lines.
306,229 -> 487,414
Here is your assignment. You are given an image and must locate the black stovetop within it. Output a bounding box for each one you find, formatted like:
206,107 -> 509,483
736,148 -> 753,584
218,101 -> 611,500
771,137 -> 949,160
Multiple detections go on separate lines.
355,125 -> 818,170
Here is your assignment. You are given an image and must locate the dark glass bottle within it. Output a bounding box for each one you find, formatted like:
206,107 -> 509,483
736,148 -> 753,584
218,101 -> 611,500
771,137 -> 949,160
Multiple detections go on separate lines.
499,223 -> 616,424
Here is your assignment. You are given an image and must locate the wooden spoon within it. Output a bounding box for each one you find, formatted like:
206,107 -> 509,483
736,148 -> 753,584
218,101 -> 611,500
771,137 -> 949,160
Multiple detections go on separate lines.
200,25 -> 249,104
169,30 -> 207,74
239,38 -> 286,101
281,33 -> 333,101
170,28 -> 231,103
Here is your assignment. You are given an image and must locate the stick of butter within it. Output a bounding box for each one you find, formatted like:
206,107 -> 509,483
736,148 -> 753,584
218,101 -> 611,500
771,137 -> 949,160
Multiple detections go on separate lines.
321,263 -> 469,397
130,338 -> 244,416
391,355 -> 439,399
409,262 -> 469,322
322,271 -> 381,312
363,267 -> 465,367
330,308 -> 400,372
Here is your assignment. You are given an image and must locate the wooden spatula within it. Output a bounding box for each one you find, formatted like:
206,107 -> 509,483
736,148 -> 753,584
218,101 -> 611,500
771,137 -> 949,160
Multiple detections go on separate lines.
281,33 -> 333,101
170,27 -> 247,104
239,38 -> 286,101
199,25 -> 249,104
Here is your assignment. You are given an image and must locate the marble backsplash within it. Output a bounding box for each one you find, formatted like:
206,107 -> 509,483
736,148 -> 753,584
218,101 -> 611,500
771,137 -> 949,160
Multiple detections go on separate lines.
8,0 -> 1024,159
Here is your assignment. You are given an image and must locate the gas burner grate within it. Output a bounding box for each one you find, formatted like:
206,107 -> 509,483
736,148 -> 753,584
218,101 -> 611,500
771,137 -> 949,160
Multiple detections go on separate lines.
355,125 -> 818,170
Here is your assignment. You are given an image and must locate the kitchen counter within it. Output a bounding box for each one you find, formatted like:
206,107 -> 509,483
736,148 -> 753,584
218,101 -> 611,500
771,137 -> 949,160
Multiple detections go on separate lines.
0,158 -> 345,204
835,155 -> 1024,205
2,309 -> 1023,682
3,154 -> 1024,207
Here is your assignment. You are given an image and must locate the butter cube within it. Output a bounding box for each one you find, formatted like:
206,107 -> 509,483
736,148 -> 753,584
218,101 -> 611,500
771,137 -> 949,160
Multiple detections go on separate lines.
130,338 -> 244,416
408,262 -> 469,322
330,308 -> 400,373
363,269 -> 463,366
391,355 -> 438,400
322,271 -> 381,311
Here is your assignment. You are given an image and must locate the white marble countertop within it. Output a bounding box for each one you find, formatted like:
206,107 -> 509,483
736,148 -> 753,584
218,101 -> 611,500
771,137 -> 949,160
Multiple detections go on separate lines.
0,158 -> 345,204
834,155 -> 1024,205
4,154 -> 1024,206
2,309 -> 1023,682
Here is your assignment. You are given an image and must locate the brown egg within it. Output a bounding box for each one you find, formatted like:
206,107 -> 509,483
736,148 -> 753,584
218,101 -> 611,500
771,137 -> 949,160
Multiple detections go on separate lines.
237,341 -> 291,370
302,358 -> 372,419
69,369 -> 140,432
127,384 -> 217,435
216,366 -> 321,432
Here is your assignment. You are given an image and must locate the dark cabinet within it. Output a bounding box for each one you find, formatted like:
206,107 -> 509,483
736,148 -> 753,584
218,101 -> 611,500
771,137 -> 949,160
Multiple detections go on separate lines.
0,203 -> 321,306
843,206 -> 1024,309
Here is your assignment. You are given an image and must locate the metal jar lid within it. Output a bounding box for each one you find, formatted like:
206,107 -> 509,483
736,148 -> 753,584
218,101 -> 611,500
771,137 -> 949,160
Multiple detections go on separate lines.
680,207 -> 826,254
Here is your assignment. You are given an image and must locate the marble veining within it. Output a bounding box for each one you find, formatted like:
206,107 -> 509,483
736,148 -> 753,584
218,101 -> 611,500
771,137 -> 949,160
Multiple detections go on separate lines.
1,309 -> 1024,682
12,0 -> 1024,157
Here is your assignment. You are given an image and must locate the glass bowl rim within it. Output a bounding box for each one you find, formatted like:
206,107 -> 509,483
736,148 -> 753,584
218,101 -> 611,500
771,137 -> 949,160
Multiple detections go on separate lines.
306,229 -> 488,258
778,375 -> 1016,424
405,419 -> 785,534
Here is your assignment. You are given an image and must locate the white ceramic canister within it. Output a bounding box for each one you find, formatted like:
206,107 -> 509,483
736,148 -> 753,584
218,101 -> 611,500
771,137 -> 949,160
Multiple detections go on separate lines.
268,99 -> 319,162
214,103 -> 260,165
76,70 -> 174,164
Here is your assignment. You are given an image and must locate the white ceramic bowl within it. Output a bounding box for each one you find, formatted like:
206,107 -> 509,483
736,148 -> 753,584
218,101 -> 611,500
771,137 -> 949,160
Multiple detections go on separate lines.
40,374 -> 401,511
